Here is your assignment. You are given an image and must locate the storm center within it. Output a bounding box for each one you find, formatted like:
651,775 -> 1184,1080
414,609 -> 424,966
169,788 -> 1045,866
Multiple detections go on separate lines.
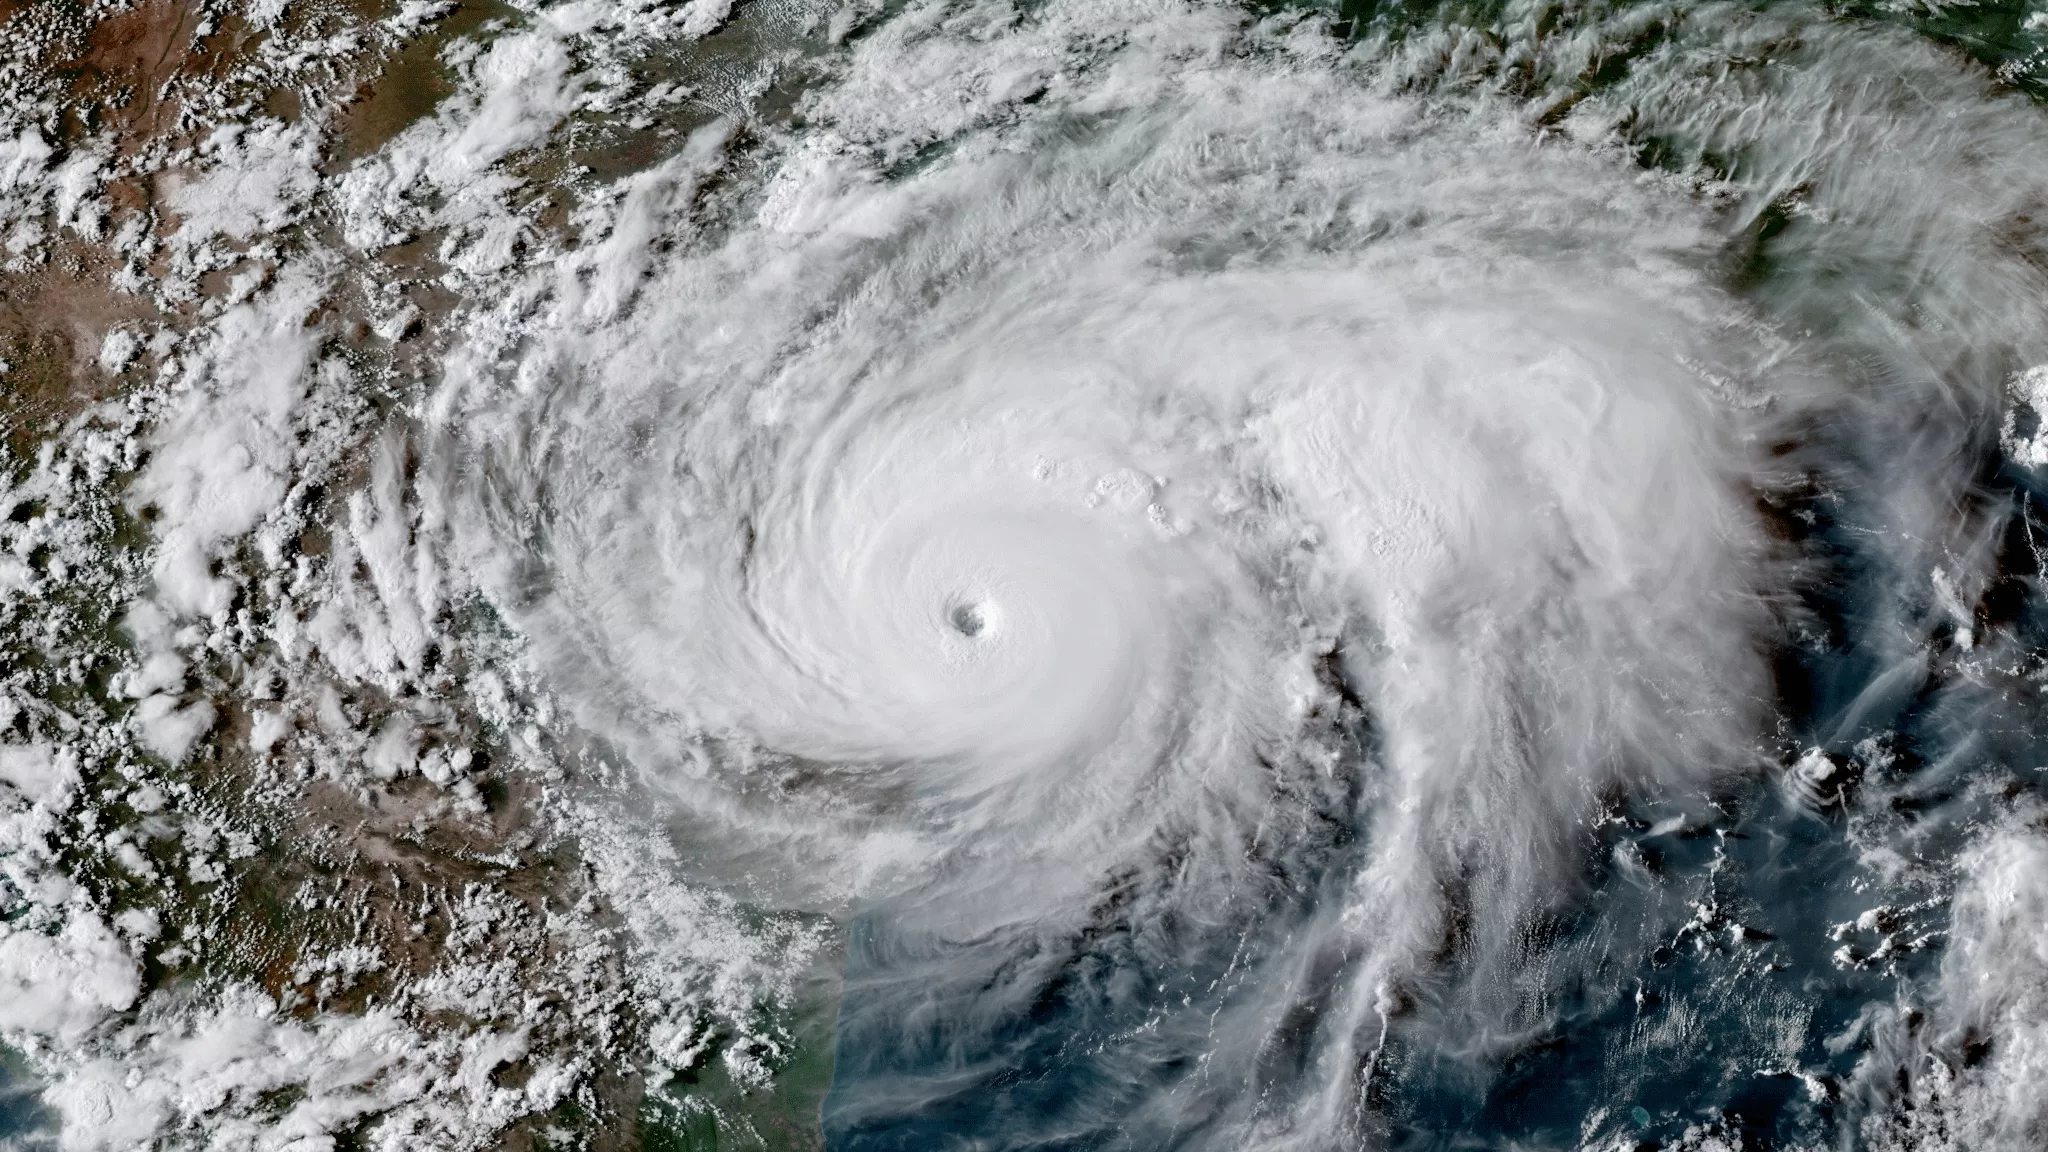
950,602 -> 989,638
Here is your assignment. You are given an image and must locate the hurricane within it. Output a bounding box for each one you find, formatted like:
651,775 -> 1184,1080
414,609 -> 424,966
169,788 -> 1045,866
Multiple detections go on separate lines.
5,0 -> 2048,1148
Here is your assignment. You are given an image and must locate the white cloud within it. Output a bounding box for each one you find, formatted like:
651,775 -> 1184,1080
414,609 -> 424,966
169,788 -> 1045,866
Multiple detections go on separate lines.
165,122 -> 320,246
133,268 -> 325,618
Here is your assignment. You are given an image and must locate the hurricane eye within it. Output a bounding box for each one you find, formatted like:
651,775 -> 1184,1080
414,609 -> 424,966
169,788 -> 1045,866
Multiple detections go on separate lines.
949,602 -> 988,637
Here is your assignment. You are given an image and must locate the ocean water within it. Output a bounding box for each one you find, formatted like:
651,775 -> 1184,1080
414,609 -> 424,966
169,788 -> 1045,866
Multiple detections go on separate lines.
0,1058 -> 47,1151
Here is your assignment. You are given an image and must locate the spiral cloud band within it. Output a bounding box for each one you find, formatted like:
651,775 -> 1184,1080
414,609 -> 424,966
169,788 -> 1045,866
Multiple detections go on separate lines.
429,17 -> 1810,1145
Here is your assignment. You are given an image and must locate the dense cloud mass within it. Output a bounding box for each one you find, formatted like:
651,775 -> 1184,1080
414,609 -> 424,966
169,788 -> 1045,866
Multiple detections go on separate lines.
441,42 -> 1789,1143
3,0 -> 2048,1149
